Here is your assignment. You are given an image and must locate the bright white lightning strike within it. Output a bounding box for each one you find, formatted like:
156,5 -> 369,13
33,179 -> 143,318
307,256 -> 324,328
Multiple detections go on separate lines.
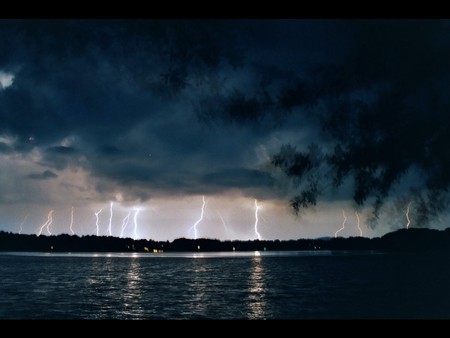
405,202 -> 411,229
94,208 -> 103,236
133,208 -> 141,240
108,202 -> 114,236
18,214 -> 28,235
335,209 -> 347,238
189,196 -> 207,239
69,206 -> 75,235
254,199 -> 262,240
355,211 -> 363,237
120,211 -> 131,238
46,210 -> 54,235
37,210 -> 54,237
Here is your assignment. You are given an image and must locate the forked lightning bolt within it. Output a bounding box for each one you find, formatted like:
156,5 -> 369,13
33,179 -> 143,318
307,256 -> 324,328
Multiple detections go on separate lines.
120,211 -> 131,238
188,196 -> 207,239
46,210 -> 54,235
254,199 -> 262,240
37,210 -> 54,236
355,211 -> 362,237
335,209 -> 347,238
94,208 -> 103,236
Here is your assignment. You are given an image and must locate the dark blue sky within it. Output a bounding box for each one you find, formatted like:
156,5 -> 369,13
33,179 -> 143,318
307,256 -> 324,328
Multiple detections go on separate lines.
1,19 -> 449,240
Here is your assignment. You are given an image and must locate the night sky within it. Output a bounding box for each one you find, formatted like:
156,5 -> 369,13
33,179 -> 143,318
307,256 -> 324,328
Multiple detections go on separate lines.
1,19 -> 450,240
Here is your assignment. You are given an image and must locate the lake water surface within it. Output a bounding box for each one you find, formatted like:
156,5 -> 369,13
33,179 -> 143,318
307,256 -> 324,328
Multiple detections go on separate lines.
1,250 -> 449,319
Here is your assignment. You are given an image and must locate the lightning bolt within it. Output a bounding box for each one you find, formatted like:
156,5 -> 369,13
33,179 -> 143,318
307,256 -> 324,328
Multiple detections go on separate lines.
217,211 -> 230,238
94,208 -> 103,236
18,214 -> 28,235
37,210 -> 54,237
405,201 -> 411,229
69,206 -> 75,235
133,208 -> 141,240
254,199 -> 262,240
120,211 -> 131,238
188,195 -> 207,239
108,201 -> 114,236
46,210 -> 54,235
355,211 -> 363,237
334,209 -> 347,238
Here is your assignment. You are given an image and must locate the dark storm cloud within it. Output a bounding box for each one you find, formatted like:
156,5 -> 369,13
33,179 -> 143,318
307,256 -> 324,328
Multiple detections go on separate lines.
40,146 -> 81,170
0,20 -> 245,146
1,19 -> 449,225
46,146 -> 77,155
96,145 -> 122,157
263,20 -> 450,225
0,20 -> 254,195
200,168 -> 274,189
0,142 -> 13,154
27,169 -> 58,180
197,89 -> 265,125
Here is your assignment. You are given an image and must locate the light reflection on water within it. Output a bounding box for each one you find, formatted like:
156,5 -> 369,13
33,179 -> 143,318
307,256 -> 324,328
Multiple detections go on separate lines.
122,259 -> 144,318
247,255 -> 267,319
0,251 -> 449,319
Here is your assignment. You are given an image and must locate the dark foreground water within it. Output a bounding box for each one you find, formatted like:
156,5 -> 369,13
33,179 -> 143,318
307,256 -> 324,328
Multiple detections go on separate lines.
0,250 -> 449,319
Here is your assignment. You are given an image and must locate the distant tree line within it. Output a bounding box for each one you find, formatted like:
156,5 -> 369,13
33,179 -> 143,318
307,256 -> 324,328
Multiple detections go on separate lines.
1,228 -> 450,253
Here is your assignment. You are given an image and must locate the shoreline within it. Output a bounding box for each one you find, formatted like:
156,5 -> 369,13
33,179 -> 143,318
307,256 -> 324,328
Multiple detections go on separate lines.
1,227 -> 450,253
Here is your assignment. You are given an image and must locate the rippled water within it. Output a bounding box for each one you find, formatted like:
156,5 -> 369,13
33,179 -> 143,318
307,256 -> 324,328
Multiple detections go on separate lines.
1,251 -> 449,319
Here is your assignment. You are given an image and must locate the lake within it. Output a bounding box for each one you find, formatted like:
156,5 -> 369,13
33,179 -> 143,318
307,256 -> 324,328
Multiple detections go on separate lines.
0,250 -> 449,319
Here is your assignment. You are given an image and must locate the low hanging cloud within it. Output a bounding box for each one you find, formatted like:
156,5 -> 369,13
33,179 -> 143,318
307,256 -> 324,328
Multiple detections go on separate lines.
0,71 -> 13,89
27,170 -> 58,180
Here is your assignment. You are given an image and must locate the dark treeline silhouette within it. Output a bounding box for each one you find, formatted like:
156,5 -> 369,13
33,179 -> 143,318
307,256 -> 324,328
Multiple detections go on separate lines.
2,228 -> 450,253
